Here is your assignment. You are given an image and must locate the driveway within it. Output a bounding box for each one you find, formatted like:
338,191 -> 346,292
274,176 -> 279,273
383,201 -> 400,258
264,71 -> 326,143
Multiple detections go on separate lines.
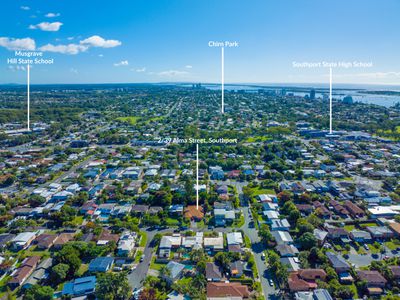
347,247 -> 397,268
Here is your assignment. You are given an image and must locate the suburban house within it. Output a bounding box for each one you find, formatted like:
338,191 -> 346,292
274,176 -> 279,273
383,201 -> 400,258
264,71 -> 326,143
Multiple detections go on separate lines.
117,231 -> 137,257
88,257 -> 114,272
97,230 -> 119,245
271,219 -> 290,231
357,270 -> 387,295
229,261 -> 244,278
226,232 -> 243,252
288,269 -> 327,292
344,200 -> 365,218
214,202 -> 235,227
206,262 -> 223,282
163,261 -> 185,283
159,235 -> 182,258
62,276 -> 97,297
22,258 -> 53,289
326,252 -> 350,273
366,226 -> 394,240
184,205 -> 204,221
276,244 -> 300,257
271,231 -> 293,245
34,234 -> 58,250
209,166 -> 225,180
11,232 -> 36,250
53,233 -> 75,249
349,230 -> 372,243
206,282 -> 250,299
204,233 -> 224,252
181,232 -> 203,249
8,256 -> 41,288
389,222 -> 400,237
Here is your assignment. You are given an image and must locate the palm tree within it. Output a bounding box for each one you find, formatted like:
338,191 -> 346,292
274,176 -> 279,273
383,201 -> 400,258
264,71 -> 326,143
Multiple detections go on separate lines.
160,265 -> 171,279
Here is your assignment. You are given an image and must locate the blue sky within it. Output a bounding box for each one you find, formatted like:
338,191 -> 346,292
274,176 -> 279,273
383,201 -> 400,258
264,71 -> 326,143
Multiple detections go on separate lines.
1,0 -> 400,85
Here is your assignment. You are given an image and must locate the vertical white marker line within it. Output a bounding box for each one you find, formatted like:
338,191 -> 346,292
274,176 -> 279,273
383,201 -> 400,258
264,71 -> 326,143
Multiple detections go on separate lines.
196,143 -> 199,210
221,47 -> 224,114
329,67 -> 332,134
27,64 -> 30,131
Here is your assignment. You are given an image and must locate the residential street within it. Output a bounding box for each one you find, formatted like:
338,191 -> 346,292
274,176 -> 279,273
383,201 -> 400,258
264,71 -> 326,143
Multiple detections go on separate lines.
232,181 -> 279,300
127,228 -> 171,290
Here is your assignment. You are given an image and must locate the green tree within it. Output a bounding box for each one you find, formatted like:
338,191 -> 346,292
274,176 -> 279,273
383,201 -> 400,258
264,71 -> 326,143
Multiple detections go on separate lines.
56,244 -> 82,277
28,195 -> 46,208
297,232 -> 317,250
214,252 -> 231,272
190,249 -> 206,263
259,224 -> 275,245
23,285 -> 54,300
51,263 -> 69,284
96,272 -> 132,300
296,218 -> 314,235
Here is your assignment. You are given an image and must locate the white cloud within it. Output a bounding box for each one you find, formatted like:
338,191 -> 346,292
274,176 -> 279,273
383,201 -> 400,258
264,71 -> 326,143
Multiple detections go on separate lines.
39,43 -> 88,55
29,21 -> 63,32
135,67 -> 146,72
67,37 -> 74,41
33,35 -> 122,56
157,70 -> 189,77
80,35 -> 121,48
70,68 -> 78,74
0,37 -> 36,50
114,60 -> 129,67
20,6 -> 30,10
45,12 -> 60,18
185,65 -> 193,69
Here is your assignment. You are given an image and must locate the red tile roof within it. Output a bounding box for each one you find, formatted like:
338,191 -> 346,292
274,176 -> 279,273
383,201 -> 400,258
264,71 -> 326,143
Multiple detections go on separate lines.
184,205 -> 204,219
207,282 -> 250,298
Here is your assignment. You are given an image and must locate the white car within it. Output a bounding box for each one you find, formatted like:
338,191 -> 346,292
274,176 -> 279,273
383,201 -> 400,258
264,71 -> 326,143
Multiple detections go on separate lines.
269,279 -> 274,286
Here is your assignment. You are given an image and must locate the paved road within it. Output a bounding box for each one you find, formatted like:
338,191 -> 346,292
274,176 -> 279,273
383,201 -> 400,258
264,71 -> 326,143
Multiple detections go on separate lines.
231,181 -> 279,300
127,228 -> 171,290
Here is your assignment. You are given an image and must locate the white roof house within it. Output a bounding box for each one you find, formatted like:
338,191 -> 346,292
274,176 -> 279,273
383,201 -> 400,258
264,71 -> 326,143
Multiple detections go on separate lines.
12,232 -> 36,249
272,231 -> 293,245
226,232 -> 243,245
117,231 -> 137,256
204,232 -> 224,250
182,232 -> 203,248
160,235 -> 182,248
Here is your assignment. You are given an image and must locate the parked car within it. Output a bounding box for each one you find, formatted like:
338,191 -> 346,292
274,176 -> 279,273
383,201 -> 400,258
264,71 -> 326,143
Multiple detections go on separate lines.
140,254 -> 145,262
364,244 -> 369,251
269,279 -> 274,286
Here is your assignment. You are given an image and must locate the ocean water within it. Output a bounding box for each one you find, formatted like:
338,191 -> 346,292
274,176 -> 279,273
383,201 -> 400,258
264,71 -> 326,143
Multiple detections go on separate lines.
200,84 -> 400,108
